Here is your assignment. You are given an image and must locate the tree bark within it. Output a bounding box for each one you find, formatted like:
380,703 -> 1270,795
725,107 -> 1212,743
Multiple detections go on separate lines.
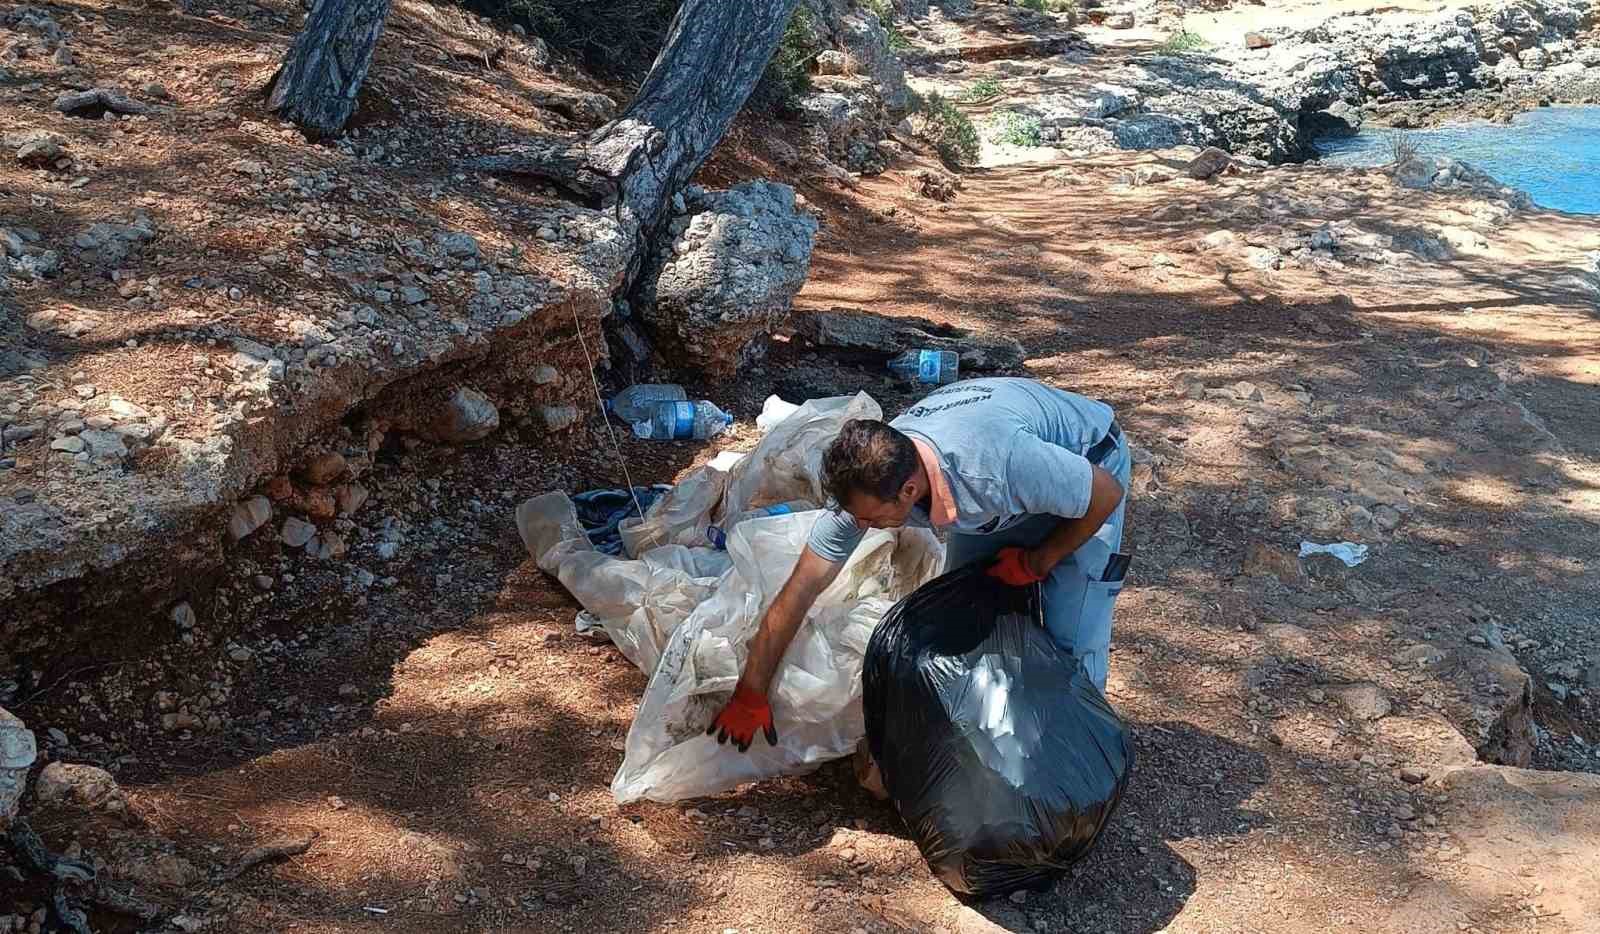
470,0 -> 800,242
267,0 -> 392,136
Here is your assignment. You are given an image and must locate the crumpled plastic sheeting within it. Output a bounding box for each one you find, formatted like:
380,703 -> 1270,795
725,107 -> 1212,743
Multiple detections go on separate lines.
611,514 -> 943,804
720,392 -> 881,524
516,393 -> 945,803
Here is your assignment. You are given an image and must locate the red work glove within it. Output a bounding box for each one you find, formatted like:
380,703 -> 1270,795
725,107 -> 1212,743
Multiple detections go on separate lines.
987,546 -> 1046,586
707,684 -> 778,753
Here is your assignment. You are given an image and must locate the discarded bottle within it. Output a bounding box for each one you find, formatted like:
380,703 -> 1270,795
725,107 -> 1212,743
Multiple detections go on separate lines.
632,400 -> 734,441
887,349 -> 959,385
707,499 -> 817,549
607,383 -> 688,423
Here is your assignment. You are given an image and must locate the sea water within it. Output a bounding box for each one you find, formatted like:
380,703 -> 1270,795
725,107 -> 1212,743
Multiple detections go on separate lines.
1315,105 -> 1600,215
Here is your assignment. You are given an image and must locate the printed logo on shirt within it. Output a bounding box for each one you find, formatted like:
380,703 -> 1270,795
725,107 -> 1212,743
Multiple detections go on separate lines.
902,383 -> 995,420
975,513 -> 1025,535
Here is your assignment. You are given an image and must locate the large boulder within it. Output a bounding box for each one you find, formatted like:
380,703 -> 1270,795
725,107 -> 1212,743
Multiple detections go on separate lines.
636,182 -> 819,375
0,707 -> 35,831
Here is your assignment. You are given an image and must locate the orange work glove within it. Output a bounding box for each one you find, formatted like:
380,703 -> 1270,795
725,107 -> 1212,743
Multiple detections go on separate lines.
987,546 -> 1046,586
707,684 -> 778,753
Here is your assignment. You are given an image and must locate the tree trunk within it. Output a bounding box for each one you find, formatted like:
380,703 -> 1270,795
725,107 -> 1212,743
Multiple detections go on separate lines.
471,0 -> 800,242
267,0 -> 392,136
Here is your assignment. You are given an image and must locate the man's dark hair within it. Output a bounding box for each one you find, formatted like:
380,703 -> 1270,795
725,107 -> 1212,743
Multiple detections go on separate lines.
822,419 -> 919,506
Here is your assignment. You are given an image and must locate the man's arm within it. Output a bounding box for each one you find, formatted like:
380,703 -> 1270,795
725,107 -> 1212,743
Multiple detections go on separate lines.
737,544 -> 844,695
708,544 -> 844,751
1021,464 -> 1124,579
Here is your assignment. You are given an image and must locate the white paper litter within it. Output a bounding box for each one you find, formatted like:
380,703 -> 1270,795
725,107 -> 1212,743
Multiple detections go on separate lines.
516,392 -> 943,804
1298,540 -> 1369,567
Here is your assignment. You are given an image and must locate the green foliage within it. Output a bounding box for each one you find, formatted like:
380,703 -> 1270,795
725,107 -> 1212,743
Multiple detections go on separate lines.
1156,29 -> 1211,53
990,111 -> 1042,146
492,0 -> 682,74
1018,0 -> 1076,12
963,76 -> 1004,102
919,91 -> 981,166
862,0 -> 894,28
751,4 -> 817,114
863,0 -> 909,49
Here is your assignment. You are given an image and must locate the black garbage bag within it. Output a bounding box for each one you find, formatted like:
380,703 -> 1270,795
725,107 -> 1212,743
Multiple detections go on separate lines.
862,565 -> 1134,897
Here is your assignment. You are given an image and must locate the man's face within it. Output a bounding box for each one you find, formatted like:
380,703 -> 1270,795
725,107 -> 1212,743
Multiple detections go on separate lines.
842,484 -> 918,530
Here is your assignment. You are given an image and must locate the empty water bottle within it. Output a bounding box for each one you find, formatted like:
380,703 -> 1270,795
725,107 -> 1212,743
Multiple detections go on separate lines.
707,499 -> 817,549
632,400 -> 734,441
607,383 -> 687,423
887,349 -> 959,385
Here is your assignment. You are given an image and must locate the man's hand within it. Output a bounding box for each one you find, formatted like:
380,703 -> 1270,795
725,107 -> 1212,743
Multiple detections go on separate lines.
988,546 -> 1047,586
707,684 -> 778,752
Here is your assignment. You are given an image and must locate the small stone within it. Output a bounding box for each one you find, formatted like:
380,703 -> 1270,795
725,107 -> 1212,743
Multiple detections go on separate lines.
1186,147 -> 1233,180
50,436 -> 85,453
1399,766 -> 1428,784
1010,890 -> 1029,904
536,227 -> 558,242
1245,31 -> 1273,49
1337,683 -> 1391,721
335,483 -> 369,517
34,762 -> 121,811
253,574 -> 274,591
171,602 -> 196,630
327,795 -> 346,810
400,286 -> 428,305
300,450 -> 348,485
280,517 -> 317,548
16,138 -> 64,167
1233,381 -> 1264,402
1308,689 -> 1327,704
338,683 -> 359,698
228,495 -> 273,541
428,386 -> 499,443
229,646 -> 252,662
1467,634 -> 1488,646
1392,804 -> 1417,822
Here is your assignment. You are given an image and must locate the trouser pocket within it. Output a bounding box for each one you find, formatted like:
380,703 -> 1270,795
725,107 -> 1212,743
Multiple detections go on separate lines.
1074,580 -> 1121,691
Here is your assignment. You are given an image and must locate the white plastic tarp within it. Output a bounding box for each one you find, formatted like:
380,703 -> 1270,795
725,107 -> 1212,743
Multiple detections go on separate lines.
515,392 -> 945,804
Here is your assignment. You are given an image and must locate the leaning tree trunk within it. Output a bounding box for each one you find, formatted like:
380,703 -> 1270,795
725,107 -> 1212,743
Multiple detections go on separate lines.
267,0 -> 392,136
471,0 -> 800,247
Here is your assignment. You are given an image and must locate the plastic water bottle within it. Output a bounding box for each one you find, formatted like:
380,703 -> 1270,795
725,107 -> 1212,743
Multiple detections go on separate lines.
887,349 -> 959,385
607,383 -> 687,423
707,499 -> 816,549
632,400 -> 734,441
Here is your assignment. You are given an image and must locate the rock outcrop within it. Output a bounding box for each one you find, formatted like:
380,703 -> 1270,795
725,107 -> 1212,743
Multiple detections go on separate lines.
796,306 -> 1028,371
635,182 -> 819,375
0,707 -> 34,831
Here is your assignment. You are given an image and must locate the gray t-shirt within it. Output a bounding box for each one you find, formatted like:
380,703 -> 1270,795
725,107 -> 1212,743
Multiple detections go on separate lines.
808,378 -> 1116,562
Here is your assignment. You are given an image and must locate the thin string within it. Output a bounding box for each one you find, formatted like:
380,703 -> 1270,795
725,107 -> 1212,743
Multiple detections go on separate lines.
572,306 -> 645,521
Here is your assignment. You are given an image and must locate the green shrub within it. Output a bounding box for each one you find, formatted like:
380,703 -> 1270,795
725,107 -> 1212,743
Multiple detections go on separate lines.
862,0 -> 894,28
491,0 -> 682,75
963,76 -> 1004,102
990,111 -> 1042,146
751,5 -> 817,114
919,91 -> 980,166
1018,0 -> 1076,12
1156,29 -> 1211,53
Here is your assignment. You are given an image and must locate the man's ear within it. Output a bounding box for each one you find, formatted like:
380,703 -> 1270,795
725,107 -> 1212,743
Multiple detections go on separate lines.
898,478 -> 919,503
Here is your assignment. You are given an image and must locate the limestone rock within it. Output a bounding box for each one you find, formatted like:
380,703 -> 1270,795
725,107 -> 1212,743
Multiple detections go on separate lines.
1336,682 -> 1391,720
816,50 -> 850,75
0,707 -> 35,831
34,761 -> 122,811
426,387 -> 500,443
637,181 -> 818,374
335,483 -> 369,517
280,517 -> 317,548
796,306 -> 1027,371
1245,32 -> 1273,49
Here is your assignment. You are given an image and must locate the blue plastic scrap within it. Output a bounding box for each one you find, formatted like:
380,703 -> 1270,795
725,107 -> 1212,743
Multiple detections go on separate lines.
572,485 -> 673,555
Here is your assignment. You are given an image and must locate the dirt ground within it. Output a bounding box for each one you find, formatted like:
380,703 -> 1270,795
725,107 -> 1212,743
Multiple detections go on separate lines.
8,2 -> 1600,933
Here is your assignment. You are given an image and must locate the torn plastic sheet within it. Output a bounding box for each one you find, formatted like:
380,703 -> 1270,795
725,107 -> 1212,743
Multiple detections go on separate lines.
1298,540 -> 1369,567
517,392 -> 945,803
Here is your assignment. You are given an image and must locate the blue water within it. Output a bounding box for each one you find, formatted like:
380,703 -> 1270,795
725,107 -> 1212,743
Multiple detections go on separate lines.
1314,105 -> 1600,215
